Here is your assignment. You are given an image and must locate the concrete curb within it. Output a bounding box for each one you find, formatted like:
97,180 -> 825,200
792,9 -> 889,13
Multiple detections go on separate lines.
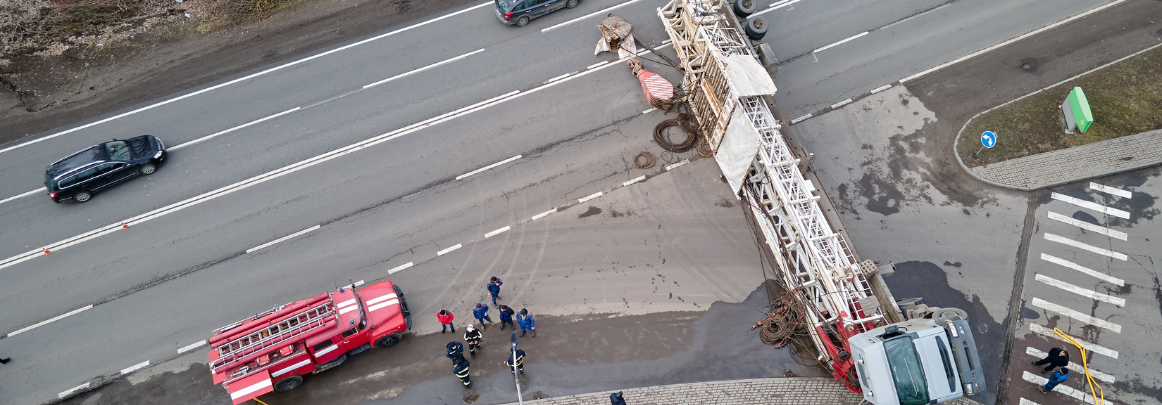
952,41 -> 1162,191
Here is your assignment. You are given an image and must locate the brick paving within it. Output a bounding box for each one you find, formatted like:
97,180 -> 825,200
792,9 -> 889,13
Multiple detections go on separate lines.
968,129 -> 1162,190
499,377 -> 986,405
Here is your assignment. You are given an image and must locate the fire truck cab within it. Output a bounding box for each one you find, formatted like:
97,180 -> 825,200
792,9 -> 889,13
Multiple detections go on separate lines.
208,280 -> 411,404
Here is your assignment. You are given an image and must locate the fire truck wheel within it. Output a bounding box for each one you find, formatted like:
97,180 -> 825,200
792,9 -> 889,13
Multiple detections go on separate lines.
273,376 -> 303,392
375,333 -> 403,348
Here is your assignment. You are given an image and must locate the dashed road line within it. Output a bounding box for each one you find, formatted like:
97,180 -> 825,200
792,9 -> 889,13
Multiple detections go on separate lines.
623,176 -> 646,186
869,84 -> 893,94
1031,298 -> 1121,333
666,160 -> 689,170
170,108 -> 302,151
543,72 -> 574,84
642,107 -> 658,115
121,360 -> 150,375
388,262 -> 414,274
1047,211 -> 1127,241
542,0 -> 647,32
485,226 -> 510,238
578,192 -> 603,203
829,98 -> 853,109
1028,323 -> 1118,359
1021,371 -> 1118,405
1050,192 -> 1130,219
1025,347 -> 1115,383
0,187 -> 48,206
8,305 -> 93,337
791,114 -> 813,124
246,225 -> 321,254
1089,182 -> 1132,199
1018,398 -> 1041,405
456,155 -> 522,180
59,383 -> 90,399
437,244 -> 462,256
178,340 -> 207,354
1040,253 -> 1124,286
1044,233 -> 1127,261
531,208 -> 557,221
813,32 -> 869,53
587,61 -> 609,69
365,49 -> 485,89
1034,274 -> 1125,307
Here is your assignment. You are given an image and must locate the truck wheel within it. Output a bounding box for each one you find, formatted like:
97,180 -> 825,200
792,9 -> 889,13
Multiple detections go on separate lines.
936,308 -> 968,321
375,333 -> 402,348
273,375 -> 303,392
517,16 -> 530,27
745,16 -> 768,40
733,0 -> 756,17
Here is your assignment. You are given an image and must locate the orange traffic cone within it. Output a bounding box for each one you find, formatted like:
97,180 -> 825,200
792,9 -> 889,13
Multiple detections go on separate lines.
43,248 -> 50,255
122,222 -> 128,229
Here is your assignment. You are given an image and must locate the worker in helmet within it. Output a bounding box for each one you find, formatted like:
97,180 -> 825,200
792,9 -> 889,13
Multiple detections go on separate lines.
464,324 -> 484,359
453,356 -> 472,388
446,341 -> 465,363
504,347 -> 526,374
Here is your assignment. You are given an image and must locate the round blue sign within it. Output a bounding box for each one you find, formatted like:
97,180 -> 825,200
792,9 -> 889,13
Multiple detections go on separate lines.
981,131 -> 997,148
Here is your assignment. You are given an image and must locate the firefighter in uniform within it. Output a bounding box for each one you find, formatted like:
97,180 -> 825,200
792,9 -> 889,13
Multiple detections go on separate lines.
446,341 -> 465,363
463,324 -> 484,359
453,356 -> 472,388
504,348 -> 526,374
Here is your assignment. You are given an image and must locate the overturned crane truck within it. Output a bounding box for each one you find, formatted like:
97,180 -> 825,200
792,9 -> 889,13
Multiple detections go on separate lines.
207,281 -> 411,404
656,1 -> 985,404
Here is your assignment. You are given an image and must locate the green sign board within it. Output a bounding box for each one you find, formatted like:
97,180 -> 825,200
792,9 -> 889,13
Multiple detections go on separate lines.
1064,87 -> 1093,132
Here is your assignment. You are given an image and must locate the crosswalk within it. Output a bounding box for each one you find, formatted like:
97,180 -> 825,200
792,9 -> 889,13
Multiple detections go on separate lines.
1021,182 -> 1134,404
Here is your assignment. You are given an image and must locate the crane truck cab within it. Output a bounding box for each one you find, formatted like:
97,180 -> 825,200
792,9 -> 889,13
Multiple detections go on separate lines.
848,315 -> 984,405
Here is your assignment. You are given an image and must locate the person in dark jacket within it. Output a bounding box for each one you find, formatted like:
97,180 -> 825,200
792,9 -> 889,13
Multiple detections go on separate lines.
0,357 -> 9,364
1032,348 -> 1070,374
453,356 -> 472,388
446,341 -> 465,363
487,277 -> 504,305
517,308 -> 536,337
498,305 -> 516,330
473,303 -> 493,329
437,309 -> 455,334
504,348 -> 526,374
610,391 -> 627,405
1041,368 -> 1070,394
464,325 -> 484,359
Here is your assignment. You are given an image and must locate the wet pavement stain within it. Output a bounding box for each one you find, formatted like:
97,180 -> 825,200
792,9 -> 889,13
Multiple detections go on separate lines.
578,206 -> 602,218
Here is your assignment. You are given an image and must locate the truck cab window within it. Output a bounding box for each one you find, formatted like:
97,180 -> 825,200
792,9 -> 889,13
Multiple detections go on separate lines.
883,336 -> 929,405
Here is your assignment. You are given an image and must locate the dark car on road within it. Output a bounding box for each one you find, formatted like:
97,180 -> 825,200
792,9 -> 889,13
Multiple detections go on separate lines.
45,135 -> 167,203
495,0 -> 579,27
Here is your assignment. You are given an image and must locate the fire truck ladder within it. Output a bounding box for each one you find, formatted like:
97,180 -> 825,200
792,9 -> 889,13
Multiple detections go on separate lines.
209,300 -> 334,373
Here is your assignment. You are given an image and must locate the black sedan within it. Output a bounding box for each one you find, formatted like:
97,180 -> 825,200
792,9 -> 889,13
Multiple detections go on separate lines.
45,135 -> 167,203
495,0 -> 579,27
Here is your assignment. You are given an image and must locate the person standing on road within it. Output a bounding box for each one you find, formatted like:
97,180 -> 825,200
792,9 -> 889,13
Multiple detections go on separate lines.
610,391 -> 627,405
438,309 -> 456,334
464,324 -> 484,359
1041,368 -> 1070,394
473,303 -> 493,329
1032,348 -> 1069,374
518,308 -> 536,337
487,277 -> 504,305
453,356 -> 472,388
504,348 -> 526,374
498,304 -> 516,330
0,357 -> 9,364
446,341 -> 465,362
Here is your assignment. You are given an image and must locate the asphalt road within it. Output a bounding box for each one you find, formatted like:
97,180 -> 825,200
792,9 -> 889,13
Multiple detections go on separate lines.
2,0 -> 1160,404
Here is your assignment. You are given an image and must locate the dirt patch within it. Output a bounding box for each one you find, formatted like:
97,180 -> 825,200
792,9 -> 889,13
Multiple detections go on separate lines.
957,46 -> 1162,168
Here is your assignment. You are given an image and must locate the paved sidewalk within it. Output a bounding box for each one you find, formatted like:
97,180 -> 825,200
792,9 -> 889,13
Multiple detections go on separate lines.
501,377 -> 987,405
964,129 -> 1162,191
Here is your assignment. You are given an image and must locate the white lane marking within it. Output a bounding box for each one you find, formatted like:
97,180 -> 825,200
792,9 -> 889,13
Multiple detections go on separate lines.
178,340 -> 207,354
543,72 -> 574,84
388,262 -> 414,274
456,155 -> 522,180
1047,212 -> 1127,241
791,114 -> 813,124
121,360 -> 150,375
1035,274 -> 1125,307
365,293 -> 398,306
1019,398 -> 1041,405
587,61 -> 610,69
578,191 -> 603,203
623,176 -> 646,186
353,279 -> 365,287
170,108 -> 301,151
1051,192 -> 1130,219
1044,233 -> 1127,261
8,304 -> 93,337
1021,371 -> 1118,405
542,0 -> 647,32
437,244 -> 462,256
830,98 -> 853,109
870,84 -> 892,94
642,108 -> 657,115
245,225 -> 321,254
58,382 -> 90,399
531,208 -> 557,221
0,2 -> 494,156
0,188 -> 46,206
271,359 -> 312,378
813,31 -> 868,53
754,0 -> 803,16
1031,298 -> 1121,333
1028,323 -> 1118,359
1040,253 -> 1124,286
1025,347 -> 1115,383
666,160 -> 689,170
1089,182 -> 1132,199
485,226 -> 510,238
365,49 -> 485,89
902,0 -> 1130,82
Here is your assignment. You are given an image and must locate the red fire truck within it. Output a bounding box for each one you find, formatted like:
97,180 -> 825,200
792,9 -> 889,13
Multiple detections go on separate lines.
208,280 -> 411,404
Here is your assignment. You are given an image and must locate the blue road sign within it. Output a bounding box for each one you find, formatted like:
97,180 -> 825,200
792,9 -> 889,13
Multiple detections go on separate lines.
981,131 -> 997,148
